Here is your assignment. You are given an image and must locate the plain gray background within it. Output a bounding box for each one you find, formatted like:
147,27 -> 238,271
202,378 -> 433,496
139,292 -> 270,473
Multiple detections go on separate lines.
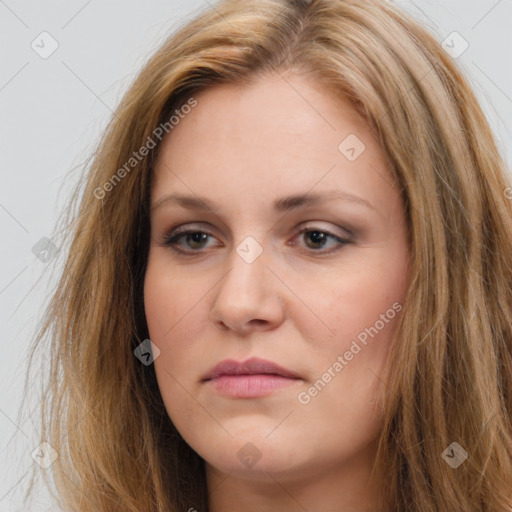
1,1 -> 511,510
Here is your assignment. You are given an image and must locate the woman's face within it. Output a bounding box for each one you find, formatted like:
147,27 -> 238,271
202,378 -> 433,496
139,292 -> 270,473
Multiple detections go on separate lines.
144,72 -> 410,489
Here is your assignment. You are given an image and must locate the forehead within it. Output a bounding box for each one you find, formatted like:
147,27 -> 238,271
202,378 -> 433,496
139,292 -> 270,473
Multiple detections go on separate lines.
151,73 -> 392,210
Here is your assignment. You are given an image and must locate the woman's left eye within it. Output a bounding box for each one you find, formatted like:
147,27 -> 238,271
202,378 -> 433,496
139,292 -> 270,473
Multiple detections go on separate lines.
163,226 -> 351,255
292,227 -> 351,253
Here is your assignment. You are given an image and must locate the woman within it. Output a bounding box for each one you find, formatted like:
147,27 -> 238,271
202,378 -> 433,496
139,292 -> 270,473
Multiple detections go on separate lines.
25,0 -> 512,510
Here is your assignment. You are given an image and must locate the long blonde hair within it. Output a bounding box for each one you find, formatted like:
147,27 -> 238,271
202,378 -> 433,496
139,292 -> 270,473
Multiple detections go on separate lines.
24,0 -> 512,510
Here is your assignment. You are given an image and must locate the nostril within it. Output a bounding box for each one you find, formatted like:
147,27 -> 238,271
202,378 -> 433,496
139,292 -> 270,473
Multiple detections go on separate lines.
249,319 -> 267,327
209,316 -> 228,331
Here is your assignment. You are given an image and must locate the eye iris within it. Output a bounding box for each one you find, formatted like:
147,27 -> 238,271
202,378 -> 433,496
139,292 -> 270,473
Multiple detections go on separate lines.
187,232 -> 208,248
305,230 -> 326,249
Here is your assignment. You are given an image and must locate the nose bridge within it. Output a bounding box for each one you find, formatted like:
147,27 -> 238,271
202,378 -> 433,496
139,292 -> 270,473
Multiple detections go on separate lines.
220,234 -> 270,303
209,233 -> 284,332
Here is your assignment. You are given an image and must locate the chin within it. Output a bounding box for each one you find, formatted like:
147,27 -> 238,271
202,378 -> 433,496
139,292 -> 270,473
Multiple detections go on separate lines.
205,448 -> 298,481
199,431 -> 310,480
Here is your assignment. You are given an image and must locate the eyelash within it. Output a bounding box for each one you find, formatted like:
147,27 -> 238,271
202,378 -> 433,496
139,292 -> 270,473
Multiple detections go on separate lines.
162,225 -> 352,255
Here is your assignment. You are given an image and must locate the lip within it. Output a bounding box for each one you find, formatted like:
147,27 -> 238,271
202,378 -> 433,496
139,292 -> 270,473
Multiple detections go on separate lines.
203,357 -> 302,398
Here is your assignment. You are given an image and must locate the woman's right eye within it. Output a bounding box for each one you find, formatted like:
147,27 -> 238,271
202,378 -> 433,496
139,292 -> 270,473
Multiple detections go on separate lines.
163,229 -> 218,254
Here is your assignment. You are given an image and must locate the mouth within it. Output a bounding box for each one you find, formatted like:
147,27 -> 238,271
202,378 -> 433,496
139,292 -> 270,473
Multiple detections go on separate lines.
203,357 -> 302,398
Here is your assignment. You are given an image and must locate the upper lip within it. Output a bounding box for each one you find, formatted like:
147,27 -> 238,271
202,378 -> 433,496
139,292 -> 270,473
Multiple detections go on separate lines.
203,357 -> 301,381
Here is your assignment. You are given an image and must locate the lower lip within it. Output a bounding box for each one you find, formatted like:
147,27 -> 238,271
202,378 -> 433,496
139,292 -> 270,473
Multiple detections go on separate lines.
206,374 -> 301,398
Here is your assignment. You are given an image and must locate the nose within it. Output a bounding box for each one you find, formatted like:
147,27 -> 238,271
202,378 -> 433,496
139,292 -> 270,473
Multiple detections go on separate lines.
208,243 -> 286,335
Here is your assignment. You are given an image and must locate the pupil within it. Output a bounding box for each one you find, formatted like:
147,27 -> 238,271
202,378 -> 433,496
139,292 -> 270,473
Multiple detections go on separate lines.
190,233 -> 207,246
308,231 -> 325,247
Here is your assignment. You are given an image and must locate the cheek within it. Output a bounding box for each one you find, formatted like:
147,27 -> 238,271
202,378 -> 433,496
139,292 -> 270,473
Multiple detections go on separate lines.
301,261 -> 406,353
292,294 -> 402,460
143,258 -> 212,414
293,250 -> 406,418
144,269 -> 207,447
143,257 -> 207,344
144,261 -> 174,338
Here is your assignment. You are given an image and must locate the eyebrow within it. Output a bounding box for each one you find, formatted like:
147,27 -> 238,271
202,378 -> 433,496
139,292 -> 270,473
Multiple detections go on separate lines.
150,190 -> 376,214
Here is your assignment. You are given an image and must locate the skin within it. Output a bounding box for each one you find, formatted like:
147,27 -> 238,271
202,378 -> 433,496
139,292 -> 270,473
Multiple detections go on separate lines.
144,70 -> 411,512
